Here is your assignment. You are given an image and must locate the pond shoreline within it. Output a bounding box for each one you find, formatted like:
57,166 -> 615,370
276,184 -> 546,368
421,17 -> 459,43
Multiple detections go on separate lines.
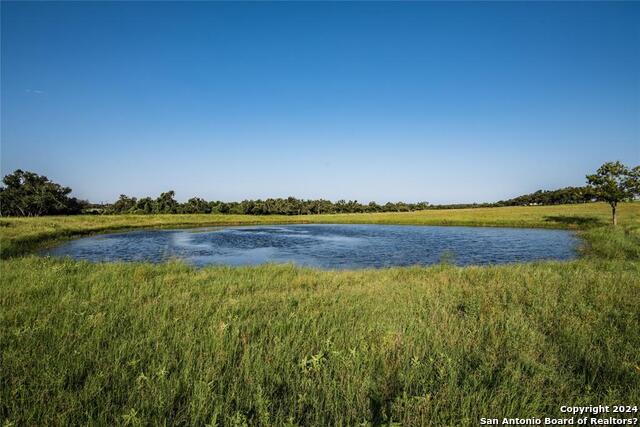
42,223 -> 580,269
1,202 -> 636,260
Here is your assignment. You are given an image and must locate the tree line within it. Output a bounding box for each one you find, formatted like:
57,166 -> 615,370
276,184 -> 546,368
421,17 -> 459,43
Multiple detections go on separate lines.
1,162 -> 638,223
98,193 -> 432,215
496,186 -> 599,207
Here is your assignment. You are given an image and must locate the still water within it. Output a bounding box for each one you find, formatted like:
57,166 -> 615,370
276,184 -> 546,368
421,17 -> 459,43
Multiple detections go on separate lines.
43,224 -> 579,269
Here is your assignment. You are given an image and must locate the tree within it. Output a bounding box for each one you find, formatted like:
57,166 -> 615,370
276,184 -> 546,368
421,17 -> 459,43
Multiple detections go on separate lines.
216,202 -> 231,214
134,197 -> 154,214
181,197 -> 211,214
0,169 -> 86,216
586,161 -> 640,225
109,194 -> 137,214
154,191 -> 178,214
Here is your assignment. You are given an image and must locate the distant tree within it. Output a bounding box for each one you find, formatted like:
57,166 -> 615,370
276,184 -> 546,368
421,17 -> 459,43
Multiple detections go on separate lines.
134,197 -> 154,214
285,197 -> 302,215
586,161 -> 640,225
394,201 -> 410,212
154,191 -> 178,214
109,194 -> 137,214
335,200 -> 347,213
383,202 -> 396,212
227,202 -> 243,215
346,200 -> 362,213
240,200 -> 256,215
629,166 -> 640,195
499,186 -> 597,207
0,169 -> 86,216
181,197 -> 211,214
315,199 -> 333,214
216,202 -> 231,214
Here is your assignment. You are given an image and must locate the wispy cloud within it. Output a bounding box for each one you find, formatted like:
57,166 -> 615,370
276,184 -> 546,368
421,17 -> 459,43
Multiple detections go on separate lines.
25,89 -> 45,94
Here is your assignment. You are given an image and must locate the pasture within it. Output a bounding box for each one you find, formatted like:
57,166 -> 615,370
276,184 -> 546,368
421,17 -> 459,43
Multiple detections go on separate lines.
1,203 -> 639,425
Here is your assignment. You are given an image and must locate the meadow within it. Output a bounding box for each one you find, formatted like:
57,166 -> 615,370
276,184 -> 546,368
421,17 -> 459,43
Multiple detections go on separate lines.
1,202 -> 639,426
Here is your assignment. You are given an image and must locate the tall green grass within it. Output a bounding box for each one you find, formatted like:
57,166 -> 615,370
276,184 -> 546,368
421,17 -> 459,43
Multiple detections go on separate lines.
1,203 -> 639,425
2,258 -> 638,425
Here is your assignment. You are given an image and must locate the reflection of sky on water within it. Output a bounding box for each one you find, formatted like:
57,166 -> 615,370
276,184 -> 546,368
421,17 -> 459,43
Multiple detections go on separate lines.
43,224 -> 579,269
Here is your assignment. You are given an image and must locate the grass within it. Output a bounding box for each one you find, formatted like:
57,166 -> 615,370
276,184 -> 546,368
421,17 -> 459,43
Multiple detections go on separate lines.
1,202 -> 639,425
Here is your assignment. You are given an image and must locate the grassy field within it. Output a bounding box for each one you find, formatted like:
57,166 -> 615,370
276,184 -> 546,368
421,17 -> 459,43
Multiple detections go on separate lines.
1,203 -> 639,426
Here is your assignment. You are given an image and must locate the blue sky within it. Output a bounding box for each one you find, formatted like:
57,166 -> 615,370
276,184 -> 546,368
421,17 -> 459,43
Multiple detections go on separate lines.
2,2 -> 639,204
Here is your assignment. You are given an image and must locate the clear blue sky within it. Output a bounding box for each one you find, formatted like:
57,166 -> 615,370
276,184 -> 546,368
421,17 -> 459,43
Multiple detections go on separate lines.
2,2 -> 639,204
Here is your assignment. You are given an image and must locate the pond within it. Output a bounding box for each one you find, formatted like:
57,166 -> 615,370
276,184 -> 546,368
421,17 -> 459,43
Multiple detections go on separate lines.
43,224 -> 579,269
